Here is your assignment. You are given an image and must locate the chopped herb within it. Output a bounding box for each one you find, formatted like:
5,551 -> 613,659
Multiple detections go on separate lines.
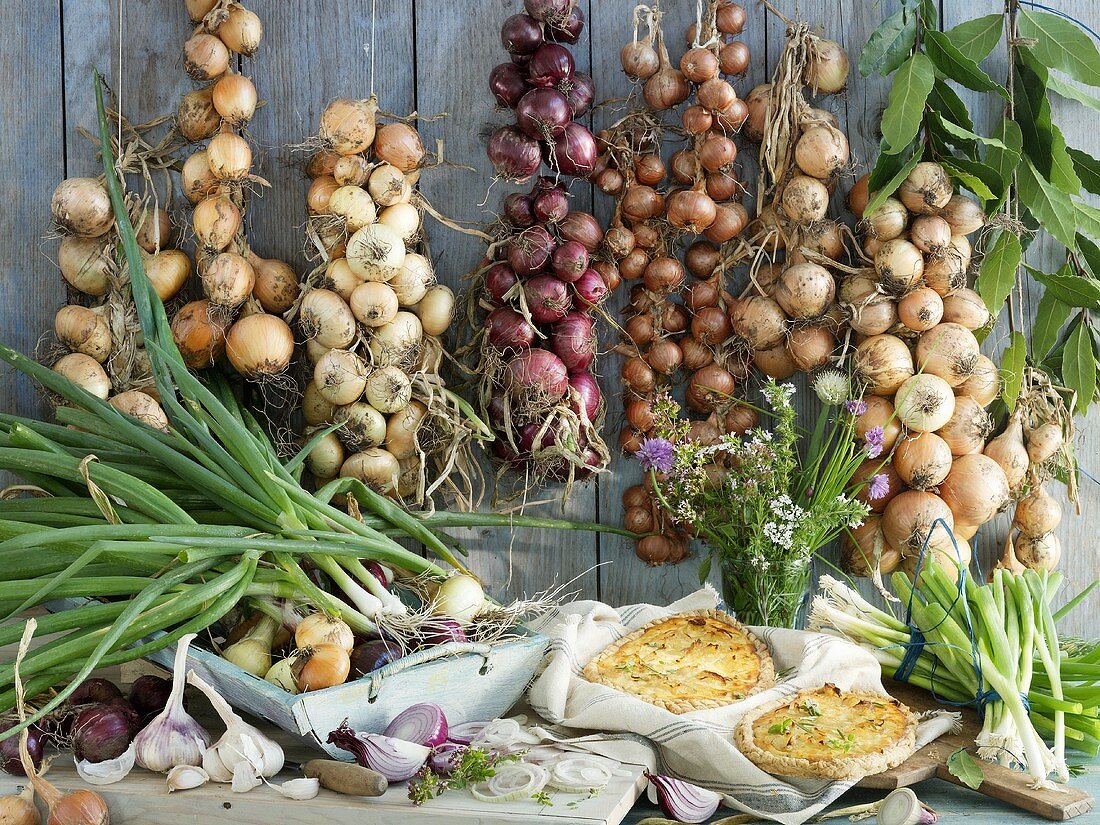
798,699 -> 822,717
532,791 -> 553,807
826,730 -> 855,753
768,718 -> 794,735
407,747 -> 520,805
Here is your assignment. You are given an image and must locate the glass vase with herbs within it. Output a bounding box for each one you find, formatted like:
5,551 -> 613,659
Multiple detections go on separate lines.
636,374 -> 879,628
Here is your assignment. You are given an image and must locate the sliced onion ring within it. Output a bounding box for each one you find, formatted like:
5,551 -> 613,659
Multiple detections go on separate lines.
447,721 -> 489,745
549,756 -> 614,793
470,763 -> 549,802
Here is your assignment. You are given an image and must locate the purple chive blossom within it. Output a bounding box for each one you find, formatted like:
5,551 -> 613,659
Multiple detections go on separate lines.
864,426 -> 885,459
845,399 -> 867,416
635,437 -> 675,473
868,473 -> 890,501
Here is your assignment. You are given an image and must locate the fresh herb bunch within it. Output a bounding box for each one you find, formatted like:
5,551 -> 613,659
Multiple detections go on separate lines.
637,376 -> 873,626
407,747 -> 518,805
860,0 -> 1100,414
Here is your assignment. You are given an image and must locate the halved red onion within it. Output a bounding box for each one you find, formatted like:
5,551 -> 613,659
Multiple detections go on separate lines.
532,188 -> 570,223
547,122 -> 597,178
507,224 -> 555,276
516,88 -> 573,140
559,210 -> 604,251
488,125 -> 542,183
568,370 -> 602,421
500,14 -> 544,56
485,262 -> 519,303
502,193 -> 536,228
528,43 -> 575,88
486,306 -> 536,350
560,72 -> 595,117
550,312 -> 596,371
328,722 -> 430,782
383,703 -> 449,748
550,240 -> 589,282
524,274 -> 573,323
546,6 -> 585,43
505,349 -> 569,401
572,268 -> 609,307
648,774 -> 721,824
489,62 -> 529,108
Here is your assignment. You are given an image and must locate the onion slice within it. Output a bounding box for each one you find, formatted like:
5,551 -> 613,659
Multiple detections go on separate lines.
648,773 -> 721,824
447,721 -> 490,745
383,703 -> 449,748
548,756 -> 614,793
470,763 -> 549,802
472,718 -> 541,753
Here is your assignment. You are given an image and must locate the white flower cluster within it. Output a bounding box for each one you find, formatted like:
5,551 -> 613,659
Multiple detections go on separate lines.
763,381 -> 796,409
762,494 -> 807,549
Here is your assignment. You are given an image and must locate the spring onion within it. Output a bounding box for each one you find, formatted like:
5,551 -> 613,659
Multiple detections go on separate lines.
0,71 -> 636,742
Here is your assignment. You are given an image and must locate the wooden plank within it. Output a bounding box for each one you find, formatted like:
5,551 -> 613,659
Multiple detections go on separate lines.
0,1 -> 64,434
411,0 -> 600,602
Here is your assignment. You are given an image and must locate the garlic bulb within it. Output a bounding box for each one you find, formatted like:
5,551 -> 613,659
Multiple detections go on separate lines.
187,671 -> 284,782
133,633 -> 212,772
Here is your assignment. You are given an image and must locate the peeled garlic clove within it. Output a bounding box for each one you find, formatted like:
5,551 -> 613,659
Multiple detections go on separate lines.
167,764 -> 210,792
231,761 -> 262,793
275,777 -> 320,800
75,742 -> 136,785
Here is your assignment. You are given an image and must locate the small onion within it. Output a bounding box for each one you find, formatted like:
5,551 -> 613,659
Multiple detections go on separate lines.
936,396 -> 991,456
375,122 -> 424,172
413,284 -> 455,336
957,354 -> 1000,407
899,162 -> 952,215
340,448 -> 400,495
875,238 -> 924,294
58,236 -> 113,296
1015,532 -> 1061,571
894,373 -> 956,433
226,313 -> 294,378
795,125 -> 850,179
731,295 -> 787,350
55,305 -> 111,362
893,432 -> 953,489
52,178 -> 113,237
252,257 -> 300,315
347,223 -> 407,282
882,491 -> 956,555
320,98 -> 378,156
306,431 -> 345,480
939,454 -> 1009,525
369,312 -> 423,366
863,197 -> 908,240
193,195 -> 241,251
853,334 -> 914,396
183,32 -> 229,81
915,323 -> 980,386
334,402 -> 387,449
314,349 -> 368,406
941,194 -> 985,235
780,175 -> 830,224
172,299 -> 229,369
804,38 -> 849,93
211,74 -> 257,125
898,287 -> 944,332
941,288 -> 990,331
774,263 -> 835,320
1013,485 -> 1062,536
364,365 -> 413,414
787,326 -> 834,372
53,353 -> 111,399
218,5 -> 263,55
855,396 -> 903,453
985,418 -> 1029,490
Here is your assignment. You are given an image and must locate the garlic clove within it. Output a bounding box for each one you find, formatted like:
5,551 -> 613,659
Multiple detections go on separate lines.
202,744 -> 233,783
274,777 -> 320,800
231,760 -> 262,793
167,765 -> 210,792
75,742 -> 136,785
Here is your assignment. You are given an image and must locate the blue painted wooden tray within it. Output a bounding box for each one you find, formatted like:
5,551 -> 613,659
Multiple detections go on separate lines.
47,599 -> 549,759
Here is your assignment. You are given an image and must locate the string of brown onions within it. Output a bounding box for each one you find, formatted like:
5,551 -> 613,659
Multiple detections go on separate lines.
466,176 -> 612,497
296,99 -> 484,508
48,109 -> 181,429
173,0 -> 298,387
488,0 -> 597,182
593,0 -> 755,564
838,160 -> 1025,581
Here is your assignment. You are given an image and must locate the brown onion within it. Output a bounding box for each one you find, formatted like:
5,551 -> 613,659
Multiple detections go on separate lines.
787,325 -> 834,371
621,40 -> 660,80
957,354 -> 1000,406
647,339 -> 683,374
667,188 -> 717,233
704,202 -> 748,243
716,1 -> 747,34
753,343 -> 797,379
622,185 -> 665,224
939,454 -> 1009,525
916,322 -> 980,386
643,256 -> 685,294
680,335 -> 713,370
719,41 -> 751,75
893,432 -> 953,489
686,241 -> 720,278
622,356 -> 657,395
856,396 -> 903,453
898,287 -> 944,332
882,491 -> 956,555
853,334 -> 914,395
941,288 -> 990,330
681,47 -> 720,83
731,295 -> 787,349
743,84 -> 772,142
691,306 -> 732,344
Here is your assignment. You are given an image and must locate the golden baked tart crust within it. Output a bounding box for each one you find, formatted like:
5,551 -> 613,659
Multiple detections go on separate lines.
582,609 -> 775,713
736,684 -> 918,780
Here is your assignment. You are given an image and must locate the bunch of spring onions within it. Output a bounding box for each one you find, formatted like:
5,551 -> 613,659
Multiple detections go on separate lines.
0,72 -> 629,744
810,565 -> 1100,788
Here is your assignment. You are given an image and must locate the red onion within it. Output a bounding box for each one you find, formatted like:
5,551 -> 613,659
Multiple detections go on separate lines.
546,6 -> 585,43
489,62 -> 529,108
488,125 -> 542,182
68,678 -> 123,707
128,675 -> 172,723
328,721 -> 430,782
573,446 -> 603,479
505,349 -> 569,401
519,419 -> 561,452
72,704 -> 135,764
350,639 -> 403,676
486,391 -> 510,423
507,224 -> 555,276
2,724 -> 44,776
551,240 -> 589,282
500,14 -> 544,56
550,312 -> 596,371
559,210 -> 604,251
428,742 -> 466,776
524,0 -> 570,22
547,122 -> 597,177
528,43 -> 575,88
533,174 -> 566,193
364,559 -> 394,587
502,193 -> 536,227
569,370 -> 602,421
648,773 -> 722,824
485,262 -> 520,303
420,619 -> 468,648
524,274 -> 573,322
516,88 -> 573,139
533,188 -> 570,223
492,437 -> 526,466
486,306 -> 537,350
384,703 -> 449,748
560,72 -> 595,117
572,267 -> 609,307
447,721 -> 490,746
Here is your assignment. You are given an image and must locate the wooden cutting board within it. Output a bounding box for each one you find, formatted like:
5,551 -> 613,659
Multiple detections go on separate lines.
856,680 -> 1094,820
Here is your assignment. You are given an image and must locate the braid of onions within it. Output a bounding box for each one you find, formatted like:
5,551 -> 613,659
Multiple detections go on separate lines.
0,71 -> 633,741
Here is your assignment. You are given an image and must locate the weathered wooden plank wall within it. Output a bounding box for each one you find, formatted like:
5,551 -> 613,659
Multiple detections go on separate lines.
0,0 -> 1095,633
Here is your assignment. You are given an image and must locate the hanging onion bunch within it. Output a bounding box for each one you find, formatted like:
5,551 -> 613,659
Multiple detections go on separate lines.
487,0 -> 597,181
465,176 -> 612,498
297,99 -> 486,508
173,0 -> 298,385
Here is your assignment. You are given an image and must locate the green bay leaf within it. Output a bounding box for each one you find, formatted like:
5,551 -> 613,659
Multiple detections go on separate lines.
881,54 -> 935,154
1018,159 -> 1077,248
1000,333 -> 1028,411
944,14 -> 1003,63
946,749 -> 985,791
1047,73 -> 1100,114
1027,264 -> 1100,310
976,230 -> 1022,315
858,6 -> 917,78
1067,147 -> 1100,196
1063,320 -> 1097,412
1018,9 -> 1100,87
1031,290 -> 1072,360
865,145 -> 922,215
924,29 -> 1006,97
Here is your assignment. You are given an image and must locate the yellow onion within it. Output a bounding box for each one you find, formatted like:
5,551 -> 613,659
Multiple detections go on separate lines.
305,430 -> 345,480
374,122 -> 425,172
895,374 -> 955,432
1015,531 -> 1061,571
226,314 -> 295,378
941,288 -> 989,330
898,162 -> 952,214
956,354 -> 999,406
320,98 -> 379,156
936,396 -> 991,456
413,285 -> 455,336
855,395 -> 902,453
731,295 -> 787,350
842,516 -> 902,577
334,155 -> 371,187
340,447 -> 400,494
386,400 -> 428,460
109,390 -> 169,430
786,326 -> 834,372
882,490 -> 956,555
295,613 -> 354,652
774,263 -> 835,320
299,289 -> 357,349
218,5 -> 263,55
364,365 -> 413,414
201,252 -> 255,309
55,305 -> 111,363
875,238 -> 924,294
378,203 -> 421,242
897,287 -> 943,332
314,349 -> 368,406
753,343 -> 797,379
172,299 -> 229,369
916,322 -> 980,386
193,195 -> 241,251
893,431 -> 953,490
211,74 -> 258,125
804,37 -> 849,93
302,381 -> 336,426
251,258 -> 299,314
58,236 -> 113,296
135,207 -> 174,253
323,258 -> 364,302
53,352 -> 111,399
52,178 -> 113,237
207,132 -> 253,180
178,88 -> 222,142
853,334 -> 913,396
941,194 -> 985,235
327,185 -> 377,233
1013,485 -> 1062,536
780,175 -> 830,224
347,223 -> 406,282
334,402 -> 387,448
940,454 -> 1009,525
186,0 -> 218,20
389,252 -> 434,306
350,281 -> 400,328
1026,421 -> 1063,466
795,124 -> 850,179
367,163 -> 413,207
181,150 -> 218,203
307,175 -> 340,215
847,173 -> 870,217
984,417 -> 1029,490
183,32 -> 230,81
862,197 -> 908,240
368,312 -> 423,366
292,644 -> 351,693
